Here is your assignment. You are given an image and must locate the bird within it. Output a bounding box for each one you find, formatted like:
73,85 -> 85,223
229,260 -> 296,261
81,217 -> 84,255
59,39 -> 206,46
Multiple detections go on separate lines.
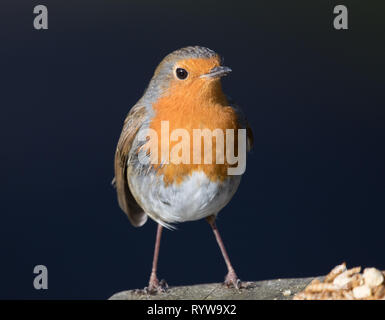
113,46 -> 253,293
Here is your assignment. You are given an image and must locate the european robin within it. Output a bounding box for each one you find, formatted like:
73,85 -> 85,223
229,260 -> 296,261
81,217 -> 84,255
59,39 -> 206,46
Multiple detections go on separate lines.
113,46 -> 253,293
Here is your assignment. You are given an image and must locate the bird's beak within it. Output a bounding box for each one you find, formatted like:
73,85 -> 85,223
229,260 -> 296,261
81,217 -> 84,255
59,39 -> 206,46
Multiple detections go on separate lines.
201,66 -> 232,79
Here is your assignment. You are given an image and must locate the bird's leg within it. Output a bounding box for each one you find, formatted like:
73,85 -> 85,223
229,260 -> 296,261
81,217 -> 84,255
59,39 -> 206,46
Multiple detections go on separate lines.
206,215 -> 241,289
146,224 -> 168,294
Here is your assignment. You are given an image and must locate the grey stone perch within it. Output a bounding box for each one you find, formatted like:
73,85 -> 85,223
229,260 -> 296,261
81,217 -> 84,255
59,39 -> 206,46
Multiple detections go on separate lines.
109,277 -> 321,300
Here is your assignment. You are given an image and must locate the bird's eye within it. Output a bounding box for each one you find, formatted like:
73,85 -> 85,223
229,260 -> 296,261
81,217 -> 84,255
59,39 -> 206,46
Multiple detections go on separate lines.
176,68 -> 188,80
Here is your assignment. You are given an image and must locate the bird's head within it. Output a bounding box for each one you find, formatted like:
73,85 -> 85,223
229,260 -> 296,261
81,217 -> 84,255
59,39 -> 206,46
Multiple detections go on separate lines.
144,46 -> 231,103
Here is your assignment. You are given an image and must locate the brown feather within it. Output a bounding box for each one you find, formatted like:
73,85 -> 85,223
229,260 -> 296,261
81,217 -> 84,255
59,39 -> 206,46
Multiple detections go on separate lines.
114,104 -> 148,227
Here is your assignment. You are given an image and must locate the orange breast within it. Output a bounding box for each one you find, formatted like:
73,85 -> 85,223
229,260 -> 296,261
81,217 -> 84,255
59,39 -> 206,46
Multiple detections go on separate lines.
145,78 -> 240,186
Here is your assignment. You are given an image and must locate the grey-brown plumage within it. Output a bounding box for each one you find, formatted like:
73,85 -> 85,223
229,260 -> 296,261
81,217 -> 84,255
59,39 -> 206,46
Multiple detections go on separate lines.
114,104 -> 148,227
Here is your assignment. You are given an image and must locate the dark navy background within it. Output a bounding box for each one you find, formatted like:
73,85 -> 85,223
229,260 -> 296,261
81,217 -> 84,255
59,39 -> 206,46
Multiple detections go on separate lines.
1,1 -> 384,299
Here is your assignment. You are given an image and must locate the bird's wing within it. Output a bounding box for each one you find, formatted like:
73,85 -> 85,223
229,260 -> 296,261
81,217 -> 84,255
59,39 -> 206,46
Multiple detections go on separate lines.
113,104 -> 148,227
227,96 -> 254,152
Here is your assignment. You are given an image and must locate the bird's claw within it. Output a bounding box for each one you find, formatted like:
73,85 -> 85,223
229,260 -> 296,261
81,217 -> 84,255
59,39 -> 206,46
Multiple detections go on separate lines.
224,270 -> 242,289
145,277 -> 168,294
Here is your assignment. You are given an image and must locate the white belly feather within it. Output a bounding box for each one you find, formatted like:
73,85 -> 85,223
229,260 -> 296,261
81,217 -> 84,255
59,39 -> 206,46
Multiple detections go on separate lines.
127,170 -> 241,229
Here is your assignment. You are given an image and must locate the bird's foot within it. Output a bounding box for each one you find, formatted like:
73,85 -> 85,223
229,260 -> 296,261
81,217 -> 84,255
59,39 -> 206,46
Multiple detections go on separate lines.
145,274 -> 168,294
224,270 -> 242,289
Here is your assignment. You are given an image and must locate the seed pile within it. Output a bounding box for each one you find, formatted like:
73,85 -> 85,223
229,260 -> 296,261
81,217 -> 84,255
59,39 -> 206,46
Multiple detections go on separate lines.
294,263 -> 385,300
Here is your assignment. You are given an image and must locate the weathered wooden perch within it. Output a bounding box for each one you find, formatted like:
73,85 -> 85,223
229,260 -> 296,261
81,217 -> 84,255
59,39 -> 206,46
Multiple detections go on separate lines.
109,277 -> 320,300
